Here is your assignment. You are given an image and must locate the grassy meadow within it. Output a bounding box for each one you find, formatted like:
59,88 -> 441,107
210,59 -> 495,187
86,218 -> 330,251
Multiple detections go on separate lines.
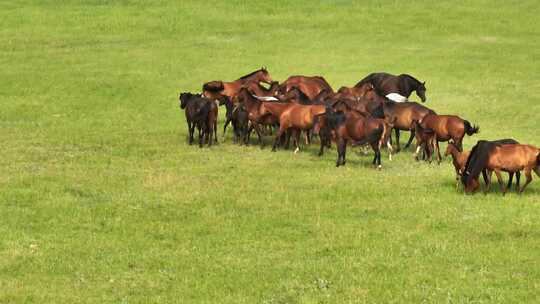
2,1 -> 540,303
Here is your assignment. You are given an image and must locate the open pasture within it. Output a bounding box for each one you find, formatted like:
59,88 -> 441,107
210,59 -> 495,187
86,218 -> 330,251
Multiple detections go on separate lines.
1,1 -> 540,303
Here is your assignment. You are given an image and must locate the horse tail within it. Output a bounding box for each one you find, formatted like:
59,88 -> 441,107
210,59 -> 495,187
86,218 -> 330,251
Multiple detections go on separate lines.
464,120 -> 479,135
353,126 -> 383,146
203,81 -> 224,93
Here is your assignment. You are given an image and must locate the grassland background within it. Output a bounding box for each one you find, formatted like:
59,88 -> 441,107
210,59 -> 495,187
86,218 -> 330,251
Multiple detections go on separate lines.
1,1 -> 540,303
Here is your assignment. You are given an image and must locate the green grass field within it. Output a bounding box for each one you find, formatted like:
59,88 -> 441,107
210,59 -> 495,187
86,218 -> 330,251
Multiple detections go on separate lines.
2,1 -> 540,303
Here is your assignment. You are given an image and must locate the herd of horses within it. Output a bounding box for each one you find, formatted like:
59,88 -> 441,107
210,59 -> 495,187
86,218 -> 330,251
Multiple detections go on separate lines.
179,68 -> 540,195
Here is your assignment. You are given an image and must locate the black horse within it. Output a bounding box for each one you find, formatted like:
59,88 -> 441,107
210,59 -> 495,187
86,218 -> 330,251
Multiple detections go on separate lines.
355,72 -> 427,102
461,139 -> 521,192
179,92 -> 218,147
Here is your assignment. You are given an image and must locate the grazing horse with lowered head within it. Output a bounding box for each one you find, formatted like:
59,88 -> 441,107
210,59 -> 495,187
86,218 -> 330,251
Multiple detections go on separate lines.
419,114 -> 479,163
355,72 -> 427,103
202,67 -> 273,103
463,143 -> 540,194
279,75 -> 334,100
179,92 -> 218,147
461,139 -> 522,193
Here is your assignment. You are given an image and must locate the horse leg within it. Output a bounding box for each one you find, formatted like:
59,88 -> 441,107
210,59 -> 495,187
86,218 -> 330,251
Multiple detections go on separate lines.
482,169 -> 492,194
294,129 -> 302,153
519,168 -> 533,194
304,130 -> 310,146
515,171 -> 521,191
198,126 -> 203,148
395,129 -> 401,152
493,169 -> 506,195
336,139 -> 345,167
436,140 -> 442,164
507,172 -> 514,192
188,121 -> 194,145
404,129 -> 415,150
253,123 -> 264,148
214,120 -> 218,144
272,127 -> 285,152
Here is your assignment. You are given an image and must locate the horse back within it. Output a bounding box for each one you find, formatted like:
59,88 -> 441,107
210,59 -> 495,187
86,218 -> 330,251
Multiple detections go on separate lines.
489,144 -> 540,170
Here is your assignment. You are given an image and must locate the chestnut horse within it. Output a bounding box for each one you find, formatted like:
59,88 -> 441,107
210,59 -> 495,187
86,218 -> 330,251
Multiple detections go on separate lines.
202,67 -> 273,102
445,142 -> 471,188
355,72 -> 427,102
461,139 -> 522,194
419,114 -> 479,163
279,75 -> 334,100
269,103 -> 326,153
383,101 -> 436,151
237,88 -> 279,147
464,144 -> 540,194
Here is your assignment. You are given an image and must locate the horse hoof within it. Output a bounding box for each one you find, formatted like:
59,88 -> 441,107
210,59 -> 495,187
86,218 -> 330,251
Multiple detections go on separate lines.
294,147 -> 300,154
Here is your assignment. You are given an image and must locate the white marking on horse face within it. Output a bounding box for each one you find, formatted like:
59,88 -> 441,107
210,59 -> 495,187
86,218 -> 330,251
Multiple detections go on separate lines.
386,93 -> 408,103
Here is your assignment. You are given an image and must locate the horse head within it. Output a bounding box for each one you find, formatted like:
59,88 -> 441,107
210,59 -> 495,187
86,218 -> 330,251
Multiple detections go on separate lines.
416,81 -> 427,102
258,66 -> 273,84
179,92 -> 193,109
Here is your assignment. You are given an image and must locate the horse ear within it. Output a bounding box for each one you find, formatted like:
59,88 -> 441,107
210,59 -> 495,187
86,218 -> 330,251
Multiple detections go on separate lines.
422,81 -> 426,85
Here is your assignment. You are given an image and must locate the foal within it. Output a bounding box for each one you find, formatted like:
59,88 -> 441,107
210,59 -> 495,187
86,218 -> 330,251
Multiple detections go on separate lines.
445,142 -> 471,188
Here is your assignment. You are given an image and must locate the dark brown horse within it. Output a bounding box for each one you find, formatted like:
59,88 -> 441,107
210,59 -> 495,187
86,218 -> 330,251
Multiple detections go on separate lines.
322,108 -> 385,168
279,75 -> 334,100
464,144 -> 540,194
355,72 -> 427,102
179,92 -> 218,147
419,114 -> 479,162
202,67 -> 273,103
319,103 -> 394,159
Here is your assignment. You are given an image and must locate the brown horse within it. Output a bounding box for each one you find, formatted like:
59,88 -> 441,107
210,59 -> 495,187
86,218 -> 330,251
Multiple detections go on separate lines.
326,101 -> 394,158
383,101 -> 436,151
411,120 -> 437,162
419,114 -> 479,163
270,103 -> 326,153
279,75 -> 334,100
202,67 -> 273,103
246,81 -> 280,97
355,72 -> 427,102
322,108 -> 385,168
465,144 -> 540,194
237,88 -> 279,147
445,142 -> 471,188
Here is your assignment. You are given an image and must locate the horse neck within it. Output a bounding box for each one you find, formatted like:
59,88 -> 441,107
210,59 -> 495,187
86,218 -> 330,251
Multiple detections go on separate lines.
400,75 -> 420,96
240,71 -> 263,84
448,145 -> 461,159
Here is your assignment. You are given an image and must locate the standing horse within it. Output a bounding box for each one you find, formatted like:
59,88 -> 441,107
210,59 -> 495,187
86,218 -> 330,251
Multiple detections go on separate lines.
355,72 -> 427,103
270,103 -> 326,153
464,144 -> 540,194
237,88 -> 279,147
179,92 -> 218,147
202,67 -> 273,102
279,75 -> 334,100
445,142 -> 471,188
419,114 -> 479,163
322,108 -> 385,168
382,101 -> 436,151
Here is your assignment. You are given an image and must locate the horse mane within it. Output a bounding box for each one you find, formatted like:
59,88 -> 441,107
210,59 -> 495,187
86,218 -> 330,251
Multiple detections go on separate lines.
461,140 -> 495,186
239,68 -> 266,80
399,74 -> 422,86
